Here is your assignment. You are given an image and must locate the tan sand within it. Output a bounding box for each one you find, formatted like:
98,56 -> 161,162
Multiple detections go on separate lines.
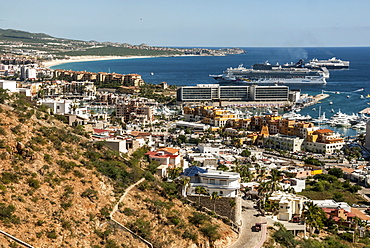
42,55 -> 164,68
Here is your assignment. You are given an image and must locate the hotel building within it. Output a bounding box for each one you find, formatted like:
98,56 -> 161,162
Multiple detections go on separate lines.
177,84 -> 289,102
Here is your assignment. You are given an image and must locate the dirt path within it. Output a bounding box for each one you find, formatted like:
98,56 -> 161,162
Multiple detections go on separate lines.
228,200 -> 266,248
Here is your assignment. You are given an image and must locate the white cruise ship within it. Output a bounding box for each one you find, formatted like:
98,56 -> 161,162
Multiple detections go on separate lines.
210,62 -> 328,84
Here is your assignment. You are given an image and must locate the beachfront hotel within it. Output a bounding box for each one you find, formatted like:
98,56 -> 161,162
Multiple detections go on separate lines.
176,84 -> 291,103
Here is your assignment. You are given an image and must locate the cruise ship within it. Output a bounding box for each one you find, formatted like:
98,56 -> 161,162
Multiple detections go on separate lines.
210,62 -> 328,84
305,57 -> 350,70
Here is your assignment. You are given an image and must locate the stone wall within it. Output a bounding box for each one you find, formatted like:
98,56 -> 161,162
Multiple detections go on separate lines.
187,195 -> 241,223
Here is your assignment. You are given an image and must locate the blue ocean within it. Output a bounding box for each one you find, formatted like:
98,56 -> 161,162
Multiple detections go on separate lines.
52,47 -> 370,136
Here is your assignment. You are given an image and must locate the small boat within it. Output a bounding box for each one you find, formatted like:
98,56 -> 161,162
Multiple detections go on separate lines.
150,72 -> 154,75
347,95 -> 350,98
312,108 -> 316,111
360,95 -> 364,98
329,102 -> 333,105
331,109 -> 335,112
366,94 -> 370,98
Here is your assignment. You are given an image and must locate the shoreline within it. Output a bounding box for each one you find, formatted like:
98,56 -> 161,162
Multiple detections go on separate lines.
42,54 -> 197,68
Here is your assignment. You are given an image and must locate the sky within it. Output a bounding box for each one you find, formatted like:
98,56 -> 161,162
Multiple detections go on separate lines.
1,0 -> 370,47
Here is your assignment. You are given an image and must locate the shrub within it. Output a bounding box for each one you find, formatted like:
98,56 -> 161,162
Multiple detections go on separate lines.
123,208 -> 135,216
0,172 -> 19,184
61,201 -> 73,210
188,212 -> 211,227
200,224 -> 221,242
0,127 -> 6,135
182,229 -> 198,242
27,178 -> 41,189
44,154 -> 52,164
46,229 -> 57,239
128,218 -> 152,239
81,188 -> 98,201
10,125 -> 22,134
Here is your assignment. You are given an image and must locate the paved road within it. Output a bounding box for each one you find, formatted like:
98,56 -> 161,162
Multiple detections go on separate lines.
228,200 -> 266,248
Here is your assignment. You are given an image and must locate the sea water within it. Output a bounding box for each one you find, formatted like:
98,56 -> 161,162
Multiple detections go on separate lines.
52,47 -> 370,136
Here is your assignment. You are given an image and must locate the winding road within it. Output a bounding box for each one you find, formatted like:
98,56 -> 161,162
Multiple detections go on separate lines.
228,199 -> 267,248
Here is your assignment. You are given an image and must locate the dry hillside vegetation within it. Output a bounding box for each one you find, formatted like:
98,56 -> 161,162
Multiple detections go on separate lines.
0,93 -> 237,248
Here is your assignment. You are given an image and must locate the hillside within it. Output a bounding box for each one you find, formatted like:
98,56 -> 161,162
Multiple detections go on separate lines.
0,92 -> 237,247
0,28 -> 245,59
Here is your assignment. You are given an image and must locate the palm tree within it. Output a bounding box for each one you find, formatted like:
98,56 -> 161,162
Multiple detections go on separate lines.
257,167 -> 266,183
228,199 -> 236,220
210,191 -> 221,213
267,169 -> 282,194
303,201 -> 325,235
256,181 -> 270,216
179,177 -> 190,197
195,186 -> 207,205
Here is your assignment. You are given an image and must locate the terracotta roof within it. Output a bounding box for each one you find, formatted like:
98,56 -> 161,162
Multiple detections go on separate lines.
93,129 -> 110,134
341,167 -> 355,174
129,131 -> 151,137
350,207 -> 370,221
158,147 -> 179,155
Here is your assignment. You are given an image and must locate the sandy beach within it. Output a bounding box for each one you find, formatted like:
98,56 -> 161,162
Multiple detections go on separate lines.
42,55 -> 162,68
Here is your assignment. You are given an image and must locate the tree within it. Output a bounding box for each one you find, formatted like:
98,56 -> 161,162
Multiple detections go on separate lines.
0,88 -> 10,104
240,149 -> 251,157
195,186 -> 207,205
232,164 -> 252,182
228,199 -> 236,220
328,167 -> 344,178
167,167 -> 182,179
303,201 -> 325,235
267,168 -> 282,194
210,191 -> 221,213
256,181 -> 270,216
179,177 -> 190,197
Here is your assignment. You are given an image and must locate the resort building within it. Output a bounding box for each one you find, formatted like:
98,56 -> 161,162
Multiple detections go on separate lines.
264,134 -> 305,152
305,129 -> 345,154
177,84 -> 289,103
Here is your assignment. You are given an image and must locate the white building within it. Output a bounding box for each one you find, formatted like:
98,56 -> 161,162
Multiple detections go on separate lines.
105,139 -> 128,154
265,134 -> 305,152
198,143 -> 220,154
279,178 -> 306,193
176,121 -> 210,131
0,80 -> 17,93
268,191 -> 305,221
311,199 -> 351,213
182,167 -> 240,197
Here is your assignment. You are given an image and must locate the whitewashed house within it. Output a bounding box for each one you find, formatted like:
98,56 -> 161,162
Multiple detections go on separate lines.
182,166 -> 240,197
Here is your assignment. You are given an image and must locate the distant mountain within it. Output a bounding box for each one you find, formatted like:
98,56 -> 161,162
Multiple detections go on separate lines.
0,28 -> 58,43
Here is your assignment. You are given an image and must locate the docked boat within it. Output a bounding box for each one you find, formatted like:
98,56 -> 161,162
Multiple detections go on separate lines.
210,62 -> 328,84
305,57 -> 349,70
327,110 -> 353,127
282,111 -> 312,121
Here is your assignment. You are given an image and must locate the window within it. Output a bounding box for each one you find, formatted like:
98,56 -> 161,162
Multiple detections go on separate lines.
220,180 -> 227,185
210,179 -> 215,184
220,191 -> 223,195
